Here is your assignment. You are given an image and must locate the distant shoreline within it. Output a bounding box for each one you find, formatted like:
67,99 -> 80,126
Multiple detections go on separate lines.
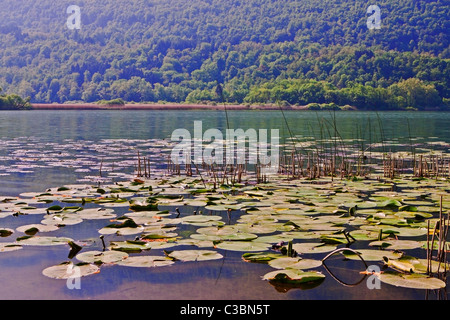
30,103 -> 313,111
28,103 -> 449,112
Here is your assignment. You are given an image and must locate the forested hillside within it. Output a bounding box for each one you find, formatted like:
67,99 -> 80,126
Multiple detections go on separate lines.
0,0 -> 448,109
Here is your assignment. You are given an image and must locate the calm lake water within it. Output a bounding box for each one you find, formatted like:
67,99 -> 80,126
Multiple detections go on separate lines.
0,110 -> 448,300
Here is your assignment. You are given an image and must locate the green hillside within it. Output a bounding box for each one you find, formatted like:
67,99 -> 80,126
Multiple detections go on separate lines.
0,0 -> 448,109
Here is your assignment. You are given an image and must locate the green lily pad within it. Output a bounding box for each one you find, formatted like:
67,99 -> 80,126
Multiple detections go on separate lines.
0,242 -> 22,252
99,226 -> 144,236
99,218 -> 144,235
215,241 -> 271,252
378,271 -> 446,290
76,250 -> 129,264
268,257 -> 322,270
141,232 -> 178,240
16,236 -> 73,246
42,262 -> 99,279
41,214 -> 83,226
383,255 -> 449,274
369,239 -> 422,250
235,223 -> 277,234
16,224 -> 58,235
109,240 -> 152,253
292,243 -> 337,254
0,228 -> 14,237
282,231 -> 327,239
76,208 -> 116,220
253,234 -> 294,244
262,269 -> 325,284
115,255 -> 175,267
342,249 -> 403,261
377,199 -> 403,208
166,250 -> 223,261
176,239 -> 215,248
196,225 -> 237,236
242,252 -> 282,263
362,225 -> 427,237
181,215 -> 223,224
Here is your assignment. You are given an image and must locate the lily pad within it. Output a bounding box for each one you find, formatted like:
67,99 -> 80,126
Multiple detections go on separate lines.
42,262 -> 99,279
242,252 -> 282,263
292,243 -> 337,254
0,242 -> 22,252
109,240 -> 152,253
166,250 -> 223,261
215,241 -> 271,252
383,255 -> 449,274
181,215 -> 223,224
378,271 -> 446,290
76,208 -> 116,220
16,224 -> 58,235
76,250 -> 129,264
41,214 -> 83,226
235,223 -> 277,234
115,255 -> 175,267
262,269 -> 325,284
0,228 -> 14,237
268,257 -> 322,270
16,236 -> 73,246
342,249 -> 403,261
369,239 -> 422,250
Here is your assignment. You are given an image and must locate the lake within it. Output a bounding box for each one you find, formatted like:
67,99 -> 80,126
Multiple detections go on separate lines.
0,110 -> 448,300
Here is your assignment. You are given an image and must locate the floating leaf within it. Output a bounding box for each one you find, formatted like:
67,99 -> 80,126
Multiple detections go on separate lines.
16,224 -> 58,235
115,256 -> 174,267
41,214 -> 83,226
377,199 -> 403,208
16,236 -> 73,246
369,239 -> 422,250
215,241 -> 270,252
268,257 -> 322,270
141,232 -> 178,240
342,249 -> 403,261
242,252 -> 282,263
378,271 -> 446,290
253,234 -> 294,244
76,208 -> 116,220
42,261 -> 99,279
109,240 -> 152,253
262,269 -> 325,284
76,250 -> 129,264
166,250 -> 223,262
292,243 -> 337,254
235,223 -> 277,234
0,242 -> 22,252
181,215 -> 222,224
0,228 -> 14,237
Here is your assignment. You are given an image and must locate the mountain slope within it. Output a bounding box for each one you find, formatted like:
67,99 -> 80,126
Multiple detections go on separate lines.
0,0 -> 448,109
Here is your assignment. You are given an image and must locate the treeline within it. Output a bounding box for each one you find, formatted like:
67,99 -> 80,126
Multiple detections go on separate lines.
0,88 -> 32,110
0,0 -> 448,109
243,78 -> 444,110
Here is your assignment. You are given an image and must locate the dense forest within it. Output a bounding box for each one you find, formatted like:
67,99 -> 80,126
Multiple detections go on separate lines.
0,0 -> 448,110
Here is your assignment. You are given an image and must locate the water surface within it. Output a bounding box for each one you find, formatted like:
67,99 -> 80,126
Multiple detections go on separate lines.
0,110 -> 448,300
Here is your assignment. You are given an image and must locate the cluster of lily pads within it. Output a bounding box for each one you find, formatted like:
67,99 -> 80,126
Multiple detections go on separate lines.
0,170 -> 448,292
0,137 -> 171,183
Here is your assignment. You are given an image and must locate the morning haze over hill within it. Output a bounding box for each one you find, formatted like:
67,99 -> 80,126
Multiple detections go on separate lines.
0,0 -> 448,110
